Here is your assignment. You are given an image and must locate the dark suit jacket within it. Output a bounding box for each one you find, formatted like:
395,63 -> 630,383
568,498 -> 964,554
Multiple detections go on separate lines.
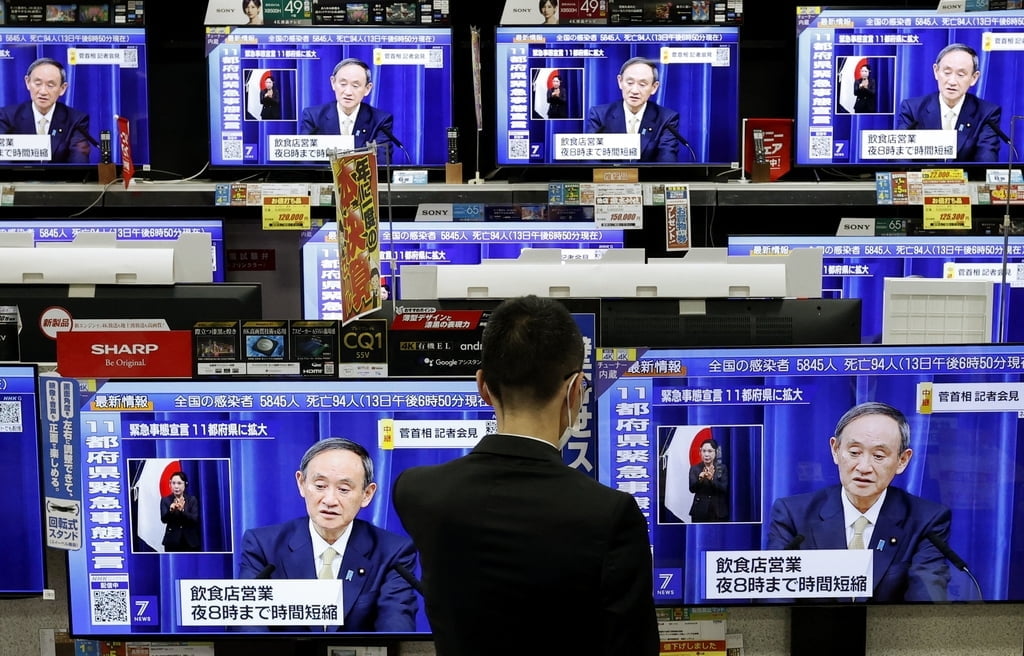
260,88 -> 280,120
688,462 -> 729,522
160,494 -> 200,551
0,101 -> 91,163
298,101 -> 395,159
896,92 -> 1002,162
546,88 -> 567,119
766,485 -> 951,602
585,99 -> 681,162
238,516 -> 418,632
853,77 -> 876,113
392,433 -> 660,656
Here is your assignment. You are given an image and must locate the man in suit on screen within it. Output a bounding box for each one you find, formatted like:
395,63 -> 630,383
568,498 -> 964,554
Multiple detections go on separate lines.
0,57 -> 91,163
392,295 -> 660,656
299,58 -> 394,160
895,43 -> 1003,162
766,401 -> 951,602
585,56 -> 681,162
237,437 -> 418,632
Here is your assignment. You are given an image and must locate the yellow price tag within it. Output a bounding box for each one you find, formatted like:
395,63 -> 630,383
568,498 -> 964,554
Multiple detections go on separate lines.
261,196 -> 311,230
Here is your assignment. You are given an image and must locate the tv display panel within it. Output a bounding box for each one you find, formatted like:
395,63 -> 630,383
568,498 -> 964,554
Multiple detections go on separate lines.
0,219 -> 226,282
494,26 -> 741,166
300,221 -> 626,319
727,235 -> 1024,344
206,27 -> 453,168
0,282 -> 261,363
597,343 -> 1024,605
64,371 -> 595,637
599,298 -> 863,348
0,26 -> 149,167
795,8 -> 1024,166
0,364 -> 47,596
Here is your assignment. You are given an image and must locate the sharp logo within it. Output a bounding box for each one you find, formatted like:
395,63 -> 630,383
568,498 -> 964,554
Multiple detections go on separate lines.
90,344 -> 160,355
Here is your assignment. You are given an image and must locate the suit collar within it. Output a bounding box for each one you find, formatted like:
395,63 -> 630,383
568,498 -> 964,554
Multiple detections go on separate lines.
472,433 -> 565,464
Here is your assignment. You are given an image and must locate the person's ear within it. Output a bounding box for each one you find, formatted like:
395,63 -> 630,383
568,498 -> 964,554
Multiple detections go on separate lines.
895,448 -> 913,474
476,370 -> 493,405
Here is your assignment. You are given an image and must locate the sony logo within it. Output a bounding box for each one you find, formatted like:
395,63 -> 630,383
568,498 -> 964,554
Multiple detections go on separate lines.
420,209 -> 450,216
848,224 -> 871,231
90,344 -> 160,355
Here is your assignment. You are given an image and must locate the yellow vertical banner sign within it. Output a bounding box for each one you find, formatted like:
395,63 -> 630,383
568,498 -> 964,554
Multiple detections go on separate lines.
330,148 -> 381,325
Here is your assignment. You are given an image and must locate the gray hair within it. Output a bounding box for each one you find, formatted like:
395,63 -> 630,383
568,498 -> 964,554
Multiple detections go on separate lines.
298,437 -> 374,488
834,401 -> 910,454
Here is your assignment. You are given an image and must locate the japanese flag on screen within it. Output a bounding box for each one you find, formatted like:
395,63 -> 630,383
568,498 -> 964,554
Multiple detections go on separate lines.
662,425 -> 713,523
132,458 -> 181,553
837,56 -> 867,115
246,69 -> 272,121
532,68 -> 558,119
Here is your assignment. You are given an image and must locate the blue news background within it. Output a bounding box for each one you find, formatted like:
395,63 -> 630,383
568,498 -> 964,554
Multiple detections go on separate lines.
727,235 -> 1024,344
495,27 -> 741,166
796,10 -> 1024,165
0,365 -> 46,595
597,344 -> 1024,605
0,28 -> 150,165
207,28 -> 454,167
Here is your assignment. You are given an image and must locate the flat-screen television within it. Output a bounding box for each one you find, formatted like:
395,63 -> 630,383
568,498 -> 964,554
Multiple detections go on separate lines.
728,235 -> 1024,344
0,282 -> 261,363
795,7 -> 1024,167
0,219 -> 226,282
596,343 -> 1024,604
205,26 -> 453,168
300,221 -> 626,319
0,363 -> 47,596
599,298 -> 863,347
65,375 -> 597,638
0,25 -> 149,169
494,25 -> 741,166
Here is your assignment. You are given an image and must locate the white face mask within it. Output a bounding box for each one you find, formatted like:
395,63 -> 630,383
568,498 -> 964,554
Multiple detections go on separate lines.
559,373 -> 583,450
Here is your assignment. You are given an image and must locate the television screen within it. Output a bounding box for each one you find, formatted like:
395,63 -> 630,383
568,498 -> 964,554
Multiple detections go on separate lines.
0,363 -> 47,596
727,235 -> 1024,344
300,221 -> 626,319
597,343 -> 1024,605
0,282 -> 261,363
0,25 -> 149,168
599,298 -> 863,348
64,372 -> 592,637
0,219 -> 226,282
205,26 -> 453,168
795,7 -> 1024,166
494,25 -> 741,166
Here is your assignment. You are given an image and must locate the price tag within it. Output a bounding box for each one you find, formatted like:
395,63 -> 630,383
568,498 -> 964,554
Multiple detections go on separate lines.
922,195 -> 971,230
262,195 -> 311,230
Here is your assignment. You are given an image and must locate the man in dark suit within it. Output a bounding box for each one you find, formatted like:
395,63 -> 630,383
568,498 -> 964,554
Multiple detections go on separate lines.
767,401 -> 951,602
896,43 -> 1003,162
299,58 -> 394,160
237,438 -> 418,632
392,295 -> 660,656
0,57 -> 91,163
586,57 -> 681,162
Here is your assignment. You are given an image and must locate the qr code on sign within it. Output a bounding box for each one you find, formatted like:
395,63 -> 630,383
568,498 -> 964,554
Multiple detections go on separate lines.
809,135 -> 832,160
222,139 -> 243,161
91,588 -> 130,625
122,48 -> 138,68
0,400 -> 22,432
